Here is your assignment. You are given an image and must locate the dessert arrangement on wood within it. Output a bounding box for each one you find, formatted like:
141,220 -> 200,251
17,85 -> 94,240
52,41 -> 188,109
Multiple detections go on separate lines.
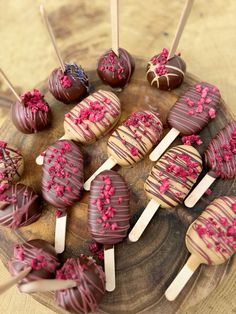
0,0 -> 235,313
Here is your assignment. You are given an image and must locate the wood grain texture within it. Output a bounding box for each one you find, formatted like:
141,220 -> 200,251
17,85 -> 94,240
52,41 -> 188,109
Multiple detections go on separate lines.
0,1 -> 236,314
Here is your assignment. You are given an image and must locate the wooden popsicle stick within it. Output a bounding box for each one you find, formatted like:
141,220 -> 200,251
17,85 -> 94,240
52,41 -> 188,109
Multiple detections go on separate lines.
55,213 -> 67,254
168,0 -> 195,59
83,156 -> 117,191
110,0 -> 119,56
184,173 -> 216,208
149,128 -> 180,162
0,267 -> 31,295
128,199 -> 160,242
39,4 -> 65,72
19,279 -> 77,294
0,68 -> 21,102
104,245 -> 116,292
165,254 -> 200,301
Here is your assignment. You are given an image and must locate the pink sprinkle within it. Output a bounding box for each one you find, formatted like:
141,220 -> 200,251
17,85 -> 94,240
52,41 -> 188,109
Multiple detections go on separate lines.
55,209 -> 63,218
130,146 -> 139,156
196,105 -> 203,113
111,222 -> 118,230
205,188 -> 212,196
160,178 -> 169,194
60,74 -> 72,88
208,108 -> 216,119
231,204 -> 236,212
227,226 -> 236,236
220,217 -> 228,226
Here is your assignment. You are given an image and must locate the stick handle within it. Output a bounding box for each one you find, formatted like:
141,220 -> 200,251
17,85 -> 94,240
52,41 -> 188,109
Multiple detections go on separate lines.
19,279 -> 77,293
104,245 -> 116,292
0,68 -> 21,102
83,157 -> 117,191
40,4 -> 65,72
55,213 -> 67,254
0,267 -> 31,295
168,0 -> 195,59
149,128 -> 180,162
184,173 -> 216,208
110,0 -> 119,56
128,199 -> 160,242
165,254 -> 200,301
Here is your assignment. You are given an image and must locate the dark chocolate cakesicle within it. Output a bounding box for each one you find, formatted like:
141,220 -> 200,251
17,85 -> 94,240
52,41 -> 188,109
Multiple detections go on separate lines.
88,170 -> 130,291
149,82 -> 221,161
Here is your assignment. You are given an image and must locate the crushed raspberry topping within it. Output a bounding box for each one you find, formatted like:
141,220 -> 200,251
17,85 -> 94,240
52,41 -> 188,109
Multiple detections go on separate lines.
88,241 -> 104,261
205,188 -> 213,196
99,50 -> 126,80
60,74 -> 72,88
21,89 -> 48,113
130,146 -> 138,156
181,134 -> 203,146
160,178 -> 170,194
151,48 -> 169,76
0,141 -> 7,148
124,111 -> 161,132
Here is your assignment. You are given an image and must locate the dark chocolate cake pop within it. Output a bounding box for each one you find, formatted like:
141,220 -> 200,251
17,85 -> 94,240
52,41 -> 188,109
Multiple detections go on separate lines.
8,239 -> 59,285
56,256 -> 105,314
97,48 -> 135,89
41,140 -> 84,214
0,141 -> 24,184
11,89 -> 51,134
146,48 -> 186,90
0,183 -> 42,229
48,63 -> 89,104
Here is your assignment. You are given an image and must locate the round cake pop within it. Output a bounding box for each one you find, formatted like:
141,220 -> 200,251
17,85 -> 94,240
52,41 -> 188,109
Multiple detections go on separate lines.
97,48 -> 135,89
11,89 -> 51,134
0,183 -> 42,229
146,48 -> 186,91
0,141 -> 24,184
8,239 -> 59,285
56,256 -> 105,314
48,63 -> 89,104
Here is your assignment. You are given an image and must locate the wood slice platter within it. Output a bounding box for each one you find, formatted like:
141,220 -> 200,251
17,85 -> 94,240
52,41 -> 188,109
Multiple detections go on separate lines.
0,58 -> 235,314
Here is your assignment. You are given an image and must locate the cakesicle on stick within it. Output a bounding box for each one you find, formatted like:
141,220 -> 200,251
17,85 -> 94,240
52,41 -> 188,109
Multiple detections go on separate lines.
165,196 -> 236,301
84,110 -> 163,191
185,121 -> 236,207
149,82 -> 221,161
88,170 -> 130,291
129,145 -> 202,242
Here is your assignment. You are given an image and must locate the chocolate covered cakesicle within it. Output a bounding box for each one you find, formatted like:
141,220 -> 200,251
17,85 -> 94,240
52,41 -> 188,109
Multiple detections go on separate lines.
129,145 -> 202,242
0,141 -> 24,184
165,196 -> 236,301
185,121 -> 236,207
42,140 -> 84,253
88,170 -> 130,291
149,82 -> 221,161
84,110 -> 163,190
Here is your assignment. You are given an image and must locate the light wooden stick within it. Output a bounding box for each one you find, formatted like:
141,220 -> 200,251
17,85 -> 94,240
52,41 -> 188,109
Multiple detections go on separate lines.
149,128 -> 180,162
0,68 -> 21,102
184,173 -> 216,208
0,267 -> 31,295
110,0 -> 119,56
20,279 -> 77,294
40,4 -> 65,72
165,254 -> 200,301
55,214 -> 67,254
83,157 -> 117,191
104,245 -> 116,292
129,199 -> 160,242
168,0 -> 195,59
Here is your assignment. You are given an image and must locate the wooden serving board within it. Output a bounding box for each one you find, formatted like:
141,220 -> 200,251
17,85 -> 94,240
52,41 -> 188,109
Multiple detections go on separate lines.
0,58 -> 235,314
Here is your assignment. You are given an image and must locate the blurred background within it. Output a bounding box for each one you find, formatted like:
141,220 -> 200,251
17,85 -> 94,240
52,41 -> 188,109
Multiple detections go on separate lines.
0,0 -> 235,313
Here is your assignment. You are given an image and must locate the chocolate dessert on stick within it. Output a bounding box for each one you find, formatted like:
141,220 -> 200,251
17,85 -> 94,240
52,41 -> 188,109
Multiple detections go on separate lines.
165,196 -> 236,301
149,82 -> 221,162
84,110 -> 163,191
185,121 -> 236,207
129,145 -> 202,242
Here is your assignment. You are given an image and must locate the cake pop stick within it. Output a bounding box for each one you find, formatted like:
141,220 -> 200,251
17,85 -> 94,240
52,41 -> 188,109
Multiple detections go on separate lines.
20,279 -> 77,293
110,0 -> 119,56
129,145 -> 202,242
185,121 -> 236,207
165,196 -> 236,301
149,82 -> 220,161
0,267 -> 31,295
84,110 -> 163,191
0,68 -> 21,101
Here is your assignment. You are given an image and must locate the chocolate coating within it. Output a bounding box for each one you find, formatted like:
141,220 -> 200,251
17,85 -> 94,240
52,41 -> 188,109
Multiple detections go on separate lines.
11,89 -> 51,134
56,256 -> 105,314
42,140 -> 84,212
0,141 -> 24,184
205,121 -> 236,179
8,239 -> 59,285
0,183 -> 42,229
88,170 -> 130,245
168,82 -> 221,135
48,63 -> 89,104
146,48 -> 186,90
97,48 -> 135,89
